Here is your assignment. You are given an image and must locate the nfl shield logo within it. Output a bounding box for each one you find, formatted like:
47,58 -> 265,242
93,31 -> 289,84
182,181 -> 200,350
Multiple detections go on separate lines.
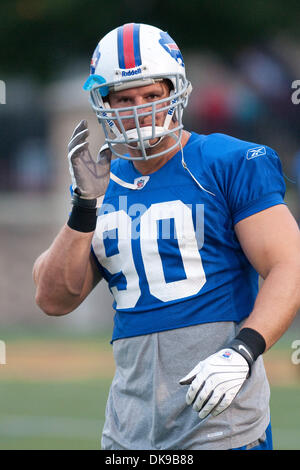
134,175 -> 150,190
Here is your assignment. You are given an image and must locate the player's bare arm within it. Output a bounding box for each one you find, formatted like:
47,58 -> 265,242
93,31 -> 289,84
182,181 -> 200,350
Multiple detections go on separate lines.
235,203 -> 300,350
33,119 -> 110,315
33,225 -> 102,316
180,204 -> 300,421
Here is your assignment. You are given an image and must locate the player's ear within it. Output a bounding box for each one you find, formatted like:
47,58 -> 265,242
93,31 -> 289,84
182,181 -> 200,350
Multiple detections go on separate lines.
164,79 -> 173,94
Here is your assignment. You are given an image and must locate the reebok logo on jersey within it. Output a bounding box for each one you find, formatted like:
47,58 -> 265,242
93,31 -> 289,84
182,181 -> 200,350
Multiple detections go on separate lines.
246,146 -> 266,160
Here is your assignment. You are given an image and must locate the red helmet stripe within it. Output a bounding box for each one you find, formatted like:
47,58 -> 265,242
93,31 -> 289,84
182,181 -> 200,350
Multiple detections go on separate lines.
122,23 -> 136,69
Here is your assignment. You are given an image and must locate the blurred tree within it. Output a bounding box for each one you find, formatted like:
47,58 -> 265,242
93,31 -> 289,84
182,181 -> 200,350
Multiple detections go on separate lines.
0,0 -> 299,82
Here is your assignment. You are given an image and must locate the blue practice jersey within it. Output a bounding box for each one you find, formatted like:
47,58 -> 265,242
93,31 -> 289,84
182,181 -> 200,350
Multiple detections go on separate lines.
91,132 -> 286,342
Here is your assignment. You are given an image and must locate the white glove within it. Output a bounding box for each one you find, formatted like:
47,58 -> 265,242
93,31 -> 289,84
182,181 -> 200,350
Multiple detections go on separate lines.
179,348 -> 249,420
68,120 -> 111,200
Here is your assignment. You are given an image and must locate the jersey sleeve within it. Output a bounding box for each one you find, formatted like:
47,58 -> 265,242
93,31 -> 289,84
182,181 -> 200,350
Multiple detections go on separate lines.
221,145 -> 286,225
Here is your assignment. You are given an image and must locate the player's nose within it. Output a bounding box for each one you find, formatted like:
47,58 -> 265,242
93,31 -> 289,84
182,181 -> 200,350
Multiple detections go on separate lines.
134,97 -> 152,112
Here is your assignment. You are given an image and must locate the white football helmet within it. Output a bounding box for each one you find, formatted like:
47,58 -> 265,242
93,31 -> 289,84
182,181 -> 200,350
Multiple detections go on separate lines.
83,23 -> 192,160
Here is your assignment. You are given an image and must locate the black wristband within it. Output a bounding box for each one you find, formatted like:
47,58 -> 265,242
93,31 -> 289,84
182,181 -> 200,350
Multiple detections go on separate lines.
72,193 -> 97,209
67,194 -> 97,233
228,328 -> 266,375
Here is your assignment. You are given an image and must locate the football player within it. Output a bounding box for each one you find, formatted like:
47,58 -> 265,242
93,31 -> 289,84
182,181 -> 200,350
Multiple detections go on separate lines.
33,23 -> 300,450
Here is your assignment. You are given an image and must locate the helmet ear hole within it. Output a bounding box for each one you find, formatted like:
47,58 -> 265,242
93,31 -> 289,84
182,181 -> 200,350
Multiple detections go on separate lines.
164,79 -> 174,93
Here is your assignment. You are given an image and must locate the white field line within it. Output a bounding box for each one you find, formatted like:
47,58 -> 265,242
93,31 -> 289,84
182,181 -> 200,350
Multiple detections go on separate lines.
0,415 -> 104,439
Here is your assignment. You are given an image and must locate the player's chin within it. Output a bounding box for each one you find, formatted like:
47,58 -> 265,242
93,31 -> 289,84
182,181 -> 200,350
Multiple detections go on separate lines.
126,137 -> 160,150
147,137 -> 161,147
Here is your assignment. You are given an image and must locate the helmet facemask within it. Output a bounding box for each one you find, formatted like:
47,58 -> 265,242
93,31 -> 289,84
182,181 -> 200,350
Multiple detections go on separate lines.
89,74 -> 191,160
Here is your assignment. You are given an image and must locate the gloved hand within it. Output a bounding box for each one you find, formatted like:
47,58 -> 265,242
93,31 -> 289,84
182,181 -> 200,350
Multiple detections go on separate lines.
179,348 -> 249,420
68,120 -> 111,200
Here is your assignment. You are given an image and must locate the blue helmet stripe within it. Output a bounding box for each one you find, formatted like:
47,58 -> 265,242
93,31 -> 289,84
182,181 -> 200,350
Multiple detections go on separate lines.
117,26 -> 125,69
133,23 -> 141,67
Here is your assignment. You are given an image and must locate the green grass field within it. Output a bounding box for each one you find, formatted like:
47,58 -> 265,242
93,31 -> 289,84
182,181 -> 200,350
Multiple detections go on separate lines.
0,329 -> 299,450
0,381 -> 299,450
270,386 -> 300,450
0,378 -> 109,450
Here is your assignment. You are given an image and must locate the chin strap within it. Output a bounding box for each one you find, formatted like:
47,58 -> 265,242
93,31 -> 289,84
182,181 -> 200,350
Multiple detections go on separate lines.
180,142 -> 216,197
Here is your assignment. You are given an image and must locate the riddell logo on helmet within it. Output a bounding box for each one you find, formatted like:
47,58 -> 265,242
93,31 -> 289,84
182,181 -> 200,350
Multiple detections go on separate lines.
122,67 -> 142,77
